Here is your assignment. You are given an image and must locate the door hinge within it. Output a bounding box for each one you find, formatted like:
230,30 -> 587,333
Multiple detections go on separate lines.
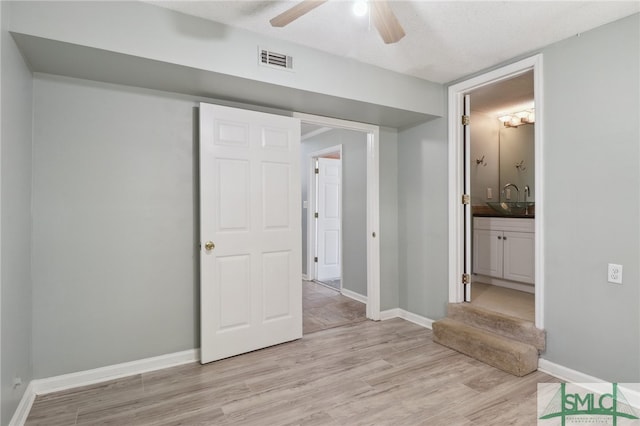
462,115 -> 470,126
462,273 -> 470,284
462,194 -> 470,205
314,212 -> 319,218
314,256 -> 318,263
315,167 -> 319,174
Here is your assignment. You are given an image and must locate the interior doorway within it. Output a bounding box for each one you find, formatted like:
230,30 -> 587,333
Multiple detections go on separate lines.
309,147 -> 342,292
295,113 -> 381,321
448,55 -> 545,330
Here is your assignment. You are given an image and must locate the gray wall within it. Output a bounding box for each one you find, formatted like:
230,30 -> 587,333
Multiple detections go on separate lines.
542,13 -> 639,382
379,128 -> 399,311
8,1 -> 444,121
397,14 -> 639,382
397,117 -> 449,319
0,2 -> 33,423
300,129 -> 368,296
31,75 -> 198,378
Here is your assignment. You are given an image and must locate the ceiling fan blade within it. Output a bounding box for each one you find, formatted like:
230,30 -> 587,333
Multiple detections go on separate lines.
270,0 -> 328,27
371,0 -> 406,44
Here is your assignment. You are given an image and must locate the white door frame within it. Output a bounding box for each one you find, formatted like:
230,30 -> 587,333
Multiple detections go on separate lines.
447,54 -> 545,329
295,112 -> 381,321
307,145 -> 343,287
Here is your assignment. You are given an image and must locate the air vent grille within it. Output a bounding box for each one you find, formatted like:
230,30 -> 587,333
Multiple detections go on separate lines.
259,48 -> 294,70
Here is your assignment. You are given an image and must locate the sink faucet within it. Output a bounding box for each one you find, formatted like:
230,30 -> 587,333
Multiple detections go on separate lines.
502,183 -> 519,202
524,185 -> 531,215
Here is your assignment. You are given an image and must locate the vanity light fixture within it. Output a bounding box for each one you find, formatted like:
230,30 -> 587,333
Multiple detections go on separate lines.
499,109 -> 535,127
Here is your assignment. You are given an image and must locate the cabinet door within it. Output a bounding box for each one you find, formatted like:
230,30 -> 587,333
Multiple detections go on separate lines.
503,231 -> 535,284
473,229 -> 503,278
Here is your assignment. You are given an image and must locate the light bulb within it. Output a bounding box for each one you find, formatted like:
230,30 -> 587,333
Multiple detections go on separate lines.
353,0 -> 368,17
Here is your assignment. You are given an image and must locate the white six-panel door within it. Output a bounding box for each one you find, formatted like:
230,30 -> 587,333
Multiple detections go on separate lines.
316,158 -> 341,281
199,103 -> 302,364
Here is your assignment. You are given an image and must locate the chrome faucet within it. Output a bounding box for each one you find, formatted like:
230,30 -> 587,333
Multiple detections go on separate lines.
524,185 -> 530,202
502,183 -> 519,202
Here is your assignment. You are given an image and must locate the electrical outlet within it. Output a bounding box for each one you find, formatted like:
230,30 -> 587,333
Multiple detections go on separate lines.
12,377 -> 22,388
608,263 -> 623,284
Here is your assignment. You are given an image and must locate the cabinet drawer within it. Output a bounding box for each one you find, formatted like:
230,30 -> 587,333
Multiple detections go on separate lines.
474,217 -> 534,233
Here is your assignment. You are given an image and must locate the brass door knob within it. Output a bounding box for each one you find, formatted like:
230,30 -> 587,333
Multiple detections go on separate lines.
204,241 -> 215,251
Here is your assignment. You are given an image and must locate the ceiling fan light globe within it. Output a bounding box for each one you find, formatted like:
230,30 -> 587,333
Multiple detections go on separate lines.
353,0 -> 368,17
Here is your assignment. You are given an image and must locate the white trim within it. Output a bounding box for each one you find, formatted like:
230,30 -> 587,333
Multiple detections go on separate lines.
379,308 -> 434,330
340,288 -> 367,304
294,112 -> 380,321
379,308 -> 401,321
301,126 -> 331,141
8,382 -> 36,426
302,274 -> 311,281
539,359 -> 640,409
32,349 -> 199,396
447,54 -> 545,330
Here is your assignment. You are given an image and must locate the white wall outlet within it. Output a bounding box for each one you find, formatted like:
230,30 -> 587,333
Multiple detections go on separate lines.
486,187 -> 493,199
12,377 -> 22,388
505,188 -> 511,200
607,263 -> 623,284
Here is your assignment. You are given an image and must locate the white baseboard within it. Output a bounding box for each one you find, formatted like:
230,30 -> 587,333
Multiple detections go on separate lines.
9,349 -> 199,425
379,308 -> 434,330
340,288 -> 367,304
538,358 -> 640,409
302,274 -> 311,281
33,349 -> 199,396
8,382 -> 36,426
380,308 -> 401,321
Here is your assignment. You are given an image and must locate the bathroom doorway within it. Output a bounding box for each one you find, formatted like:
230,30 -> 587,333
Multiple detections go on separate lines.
448,55 -> 545,330
467,70 -> 536,322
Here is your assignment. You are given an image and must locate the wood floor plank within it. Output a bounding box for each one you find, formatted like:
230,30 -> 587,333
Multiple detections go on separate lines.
26,285 -> 558,425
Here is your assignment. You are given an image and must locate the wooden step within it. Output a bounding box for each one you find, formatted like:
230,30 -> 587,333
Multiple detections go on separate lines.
447,303 -> 546,351
432,318 -> 538,377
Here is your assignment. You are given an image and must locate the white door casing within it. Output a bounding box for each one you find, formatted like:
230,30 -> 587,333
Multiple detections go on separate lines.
448,54 -> 544,329
463,94 -> 472,301
316,158 -> 342,281
296,113 -> 380,320
199,103 -> 302,364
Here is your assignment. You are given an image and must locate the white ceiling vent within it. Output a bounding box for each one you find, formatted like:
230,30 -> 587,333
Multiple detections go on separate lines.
259,47 -> 294,71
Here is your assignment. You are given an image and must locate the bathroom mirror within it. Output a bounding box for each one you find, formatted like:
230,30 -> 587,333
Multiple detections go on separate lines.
499,124 -> 535,202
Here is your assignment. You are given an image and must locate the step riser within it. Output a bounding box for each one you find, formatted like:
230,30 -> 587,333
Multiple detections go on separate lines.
447,303 -> 545,351
433,319 -> 538,377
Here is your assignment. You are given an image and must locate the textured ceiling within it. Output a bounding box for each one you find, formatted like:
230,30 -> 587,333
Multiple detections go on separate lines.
146,1 -> 639,84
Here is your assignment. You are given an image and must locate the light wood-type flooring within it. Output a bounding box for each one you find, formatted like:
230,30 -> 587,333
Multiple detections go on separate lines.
26,284 -> 558,425
303,280 -> 366,334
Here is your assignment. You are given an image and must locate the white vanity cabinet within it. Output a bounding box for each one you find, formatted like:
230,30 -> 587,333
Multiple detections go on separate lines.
473,217 -> 535,284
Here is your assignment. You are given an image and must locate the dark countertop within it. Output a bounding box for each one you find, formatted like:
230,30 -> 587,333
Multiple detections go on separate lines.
472,204 -> 535,219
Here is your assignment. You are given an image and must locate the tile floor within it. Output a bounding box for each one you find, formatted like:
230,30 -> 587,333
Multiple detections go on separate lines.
470,282 -> 535,322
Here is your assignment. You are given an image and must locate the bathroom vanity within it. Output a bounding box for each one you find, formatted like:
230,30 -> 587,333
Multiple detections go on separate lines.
473,217 -> 535,285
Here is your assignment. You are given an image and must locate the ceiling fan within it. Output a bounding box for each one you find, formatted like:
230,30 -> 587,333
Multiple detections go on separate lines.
269,0 -> 406,44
